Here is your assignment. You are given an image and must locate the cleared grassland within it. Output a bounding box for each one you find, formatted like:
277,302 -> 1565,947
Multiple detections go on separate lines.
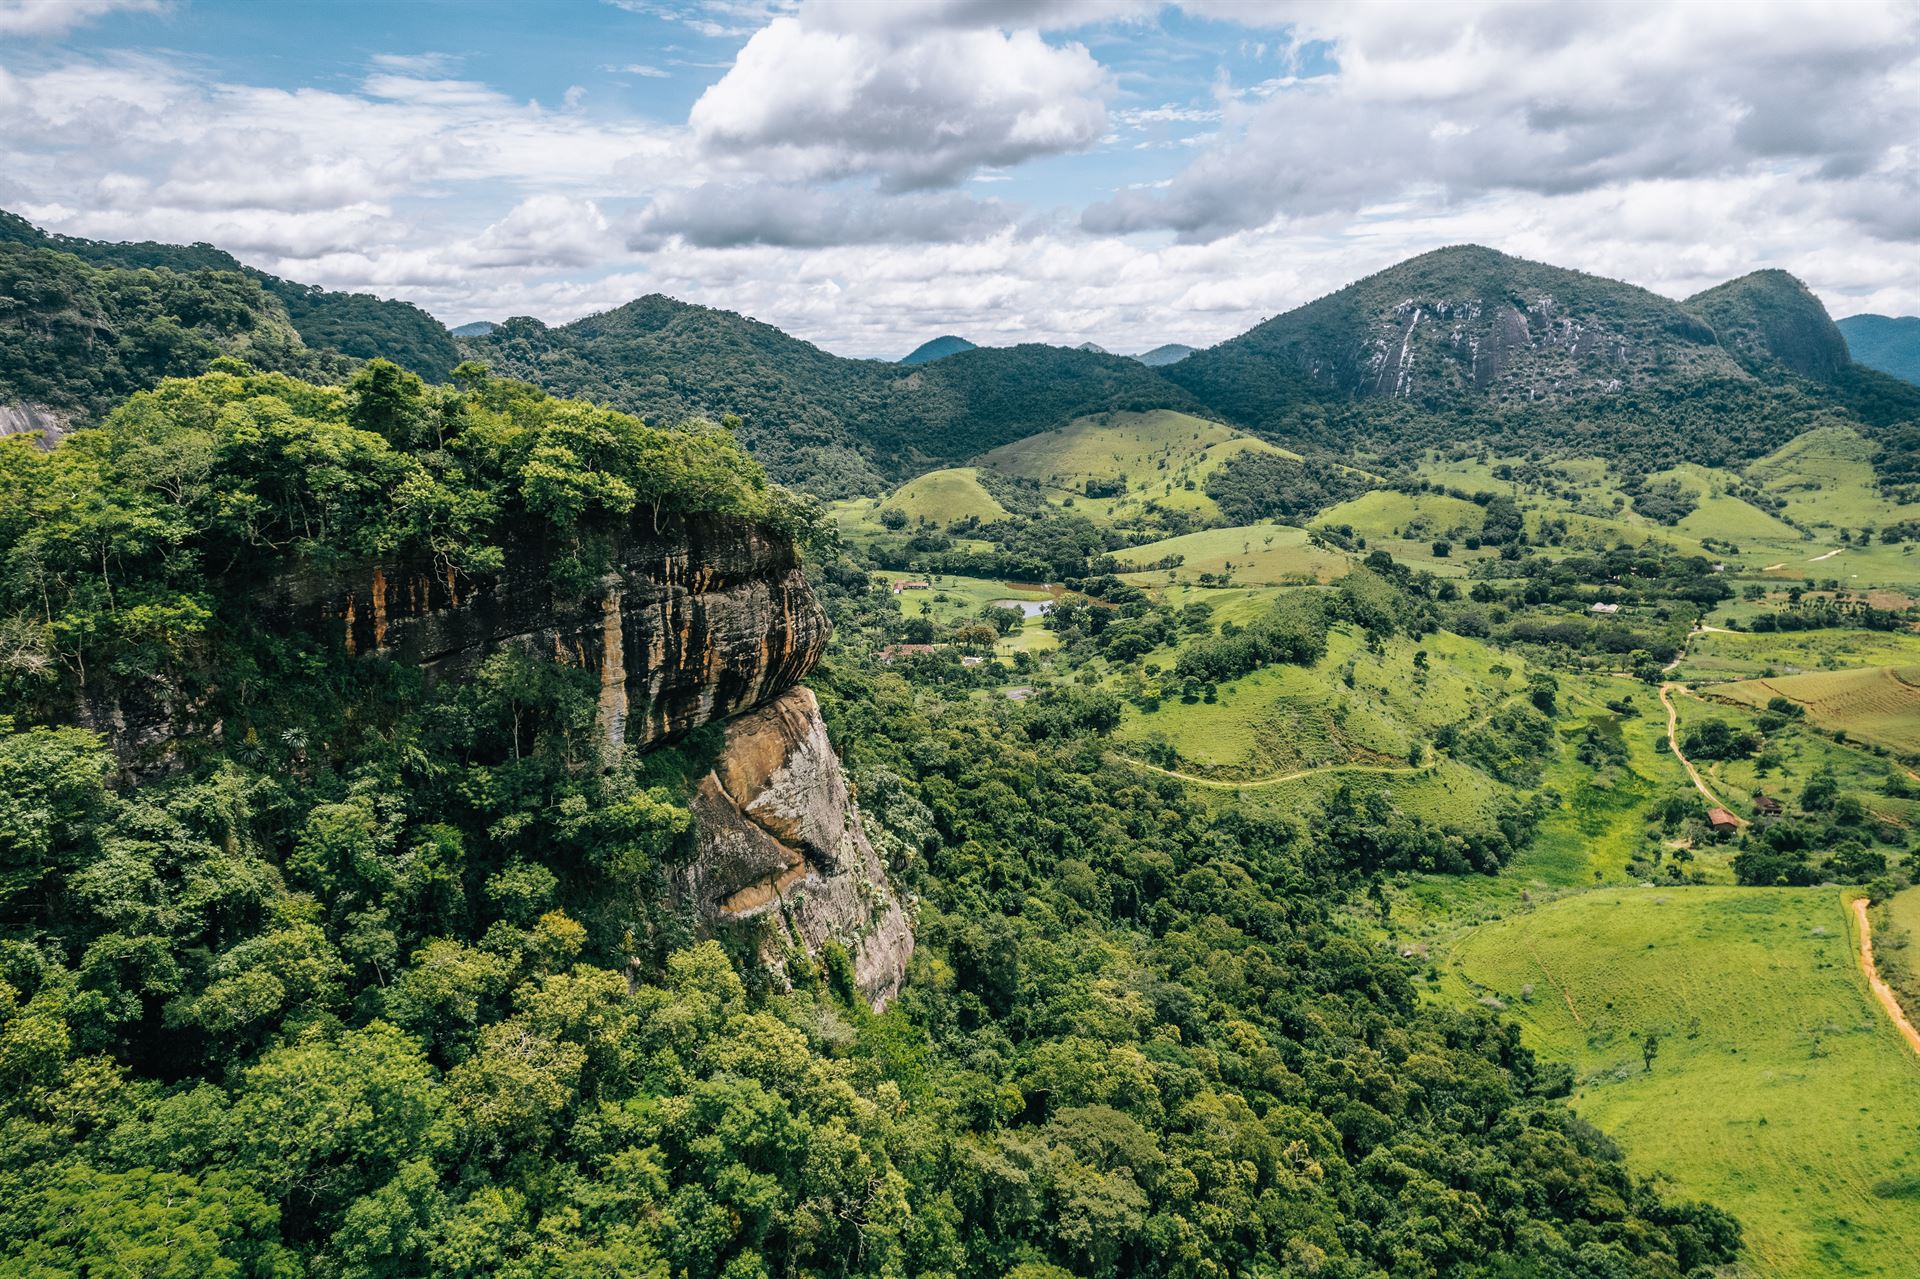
974,409 -> 1287,524
880,467 -> 1008,525
1112,522 -> 1350,586
1648,462 -> 1805,545
1749,426 -> 1920,533
1116,626 -> 1524,778
1705,666 -> 1920,756
1442,887 -> 1920,1279
1677,627 -> 1920,682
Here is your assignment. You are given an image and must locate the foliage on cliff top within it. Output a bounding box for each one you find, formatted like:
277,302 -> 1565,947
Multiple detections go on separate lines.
0,359 -> 809,709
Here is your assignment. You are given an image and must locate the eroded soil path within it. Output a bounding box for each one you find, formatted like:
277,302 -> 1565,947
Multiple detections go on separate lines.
1853,897 -> 1920,1058
1659,682 -> 1746,824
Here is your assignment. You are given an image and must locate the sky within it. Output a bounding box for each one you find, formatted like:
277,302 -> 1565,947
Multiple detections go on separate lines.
3,0 -> 1918,358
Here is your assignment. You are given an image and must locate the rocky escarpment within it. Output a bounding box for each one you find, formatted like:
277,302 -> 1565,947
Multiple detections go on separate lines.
269,512 -> 911,1002
257,512 -> 829,754
674,686 -> 912,1008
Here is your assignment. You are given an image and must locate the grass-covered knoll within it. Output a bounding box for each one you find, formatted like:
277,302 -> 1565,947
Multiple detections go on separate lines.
876,467 -> 1008,525
1645,462 -> 1804,544
1115,624 -> 1523,779
1705,666 -> 1920,756
1110,522 -> 1348,586
1748,425 -> 1920,533
1313,489 -> 1495,573
1441,887 -> 1920,1279
1679,627 -> 1920,681
974,408 -> 1283,523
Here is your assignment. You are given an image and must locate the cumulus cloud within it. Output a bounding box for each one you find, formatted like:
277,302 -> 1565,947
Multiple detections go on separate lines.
631,183 -> 1016,248
7,0 -> 1920,358
0,0 -> 162,36
1085,1 -> 1920,244
689,16 -> 1110,189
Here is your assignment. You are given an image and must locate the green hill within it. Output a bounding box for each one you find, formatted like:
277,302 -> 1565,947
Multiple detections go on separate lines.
1684,270 -> 1849,382
1839,314 -> 1920,385
464,301 -> 1197,495
0,239 -> 347,426
899,334 -> 976,364
0,209 -> 459,380
878,466 -> 1008,524
1133,343 -> 1196,366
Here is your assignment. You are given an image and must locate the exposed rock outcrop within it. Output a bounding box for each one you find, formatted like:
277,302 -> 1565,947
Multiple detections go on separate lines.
0,402 -> 70,447
259,512 -> 830,754
675,686 -> 912,1008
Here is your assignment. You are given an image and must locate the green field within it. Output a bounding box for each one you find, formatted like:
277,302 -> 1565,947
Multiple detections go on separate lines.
1704,666 -> 1920,756
1439,887 -> 1920,1279
1677,627 -> 1920,681
1112,522 -> 1349,586
879,466 -> 1008,525
1116,625 -> 1524,779
974,408 -> 1286,525
1749,427 -> 1920,535
1312,489 -> 1495,574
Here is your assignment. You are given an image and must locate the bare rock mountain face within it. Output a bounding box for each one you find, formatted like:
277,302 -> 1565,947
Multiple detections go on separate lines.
84,509 -> 914,1004
679,686 -> 913,1008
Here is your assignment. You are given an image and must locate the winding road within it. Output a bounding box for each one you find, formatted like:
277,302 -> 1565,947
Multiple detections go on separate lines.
1852,897 -> 1920,1058
1658,681 -> 1745,822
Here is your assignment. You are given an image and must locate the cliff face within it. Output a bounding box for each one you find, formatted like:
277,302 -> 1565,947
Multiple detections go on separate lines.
77,509 -> 912,1004
258,512 -> 829,753
676,686 -> 913,1008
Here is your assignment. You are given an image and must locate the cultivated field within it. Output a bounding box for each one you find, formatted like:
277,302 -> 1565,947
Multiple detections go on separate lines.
1441,887 -> 1920,1279
1705,666 -> 1920,756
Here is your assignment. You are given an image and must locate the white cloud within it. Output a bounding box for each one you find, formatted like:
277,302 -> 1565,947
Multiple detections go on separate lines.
0,0 -> 161,36
1086,1 -> 1920,246
689,16 -> 1111,189
605,63 -> 671,76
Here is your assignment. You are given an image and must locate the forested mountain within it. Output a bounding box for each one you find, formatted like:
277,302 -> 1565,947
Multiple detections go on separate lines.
0,239 -> 348,430
900,334 -> 976,364
460,299 -> 1195,494
0,211 -> 459,380
451,320 -> 499,337
1840,314 -> 1920,384
1683,270 -> 1850,382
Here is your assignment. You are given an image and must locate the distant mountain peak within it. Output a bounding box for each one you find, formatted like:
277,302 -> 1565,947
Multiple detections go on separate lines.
900,335 -> 977,365
1133,343 -> 1195,367
1838,313 -> 1920,385
1075,341 -> 1109,355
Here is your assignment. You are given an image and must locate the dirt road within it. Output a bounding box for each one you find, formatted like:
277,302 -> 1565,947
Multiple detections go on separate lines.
1659,682 -> 1746,823
1852,897 -> 1920,1058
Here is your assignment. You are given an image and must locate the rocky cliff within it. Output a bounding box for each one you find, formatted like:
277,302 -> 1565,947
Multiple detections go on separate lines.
676,686 -> 913,1008
260,512 -> 829,754
79,509 -> 913,1004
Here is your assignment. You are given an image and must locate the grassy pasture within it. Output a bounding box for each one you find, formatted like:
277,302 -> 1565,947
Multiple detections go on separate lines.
1677,627 -> 1920,681
974,408 -> 1285,524
1749,426 -> 1920,534
1440,886 -> 1920,1279
1705,666 -> 1920,756
879,467 -> 1008,525
1112,522 -> 1349,586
